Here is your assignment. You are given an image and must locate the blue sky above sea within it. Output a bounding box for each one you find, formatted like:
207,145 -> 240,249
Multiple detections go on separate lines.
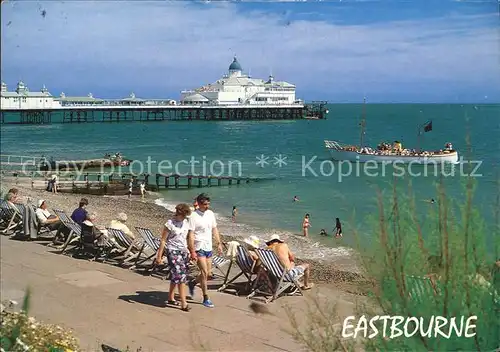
1,0 -> 499,103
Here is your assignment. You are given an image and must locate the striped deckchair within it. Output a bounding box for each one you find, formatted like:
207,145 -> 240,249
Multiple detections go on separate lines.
211,253 -> 231,280
68,222 -> 117,262
252,248 -> 304,303
0,201 -> 23,234
53,209 -> 73,225
106,227 -> 142,265
133,227 -> 170,278
59,221 -> 82,254
218,244 -> 256,293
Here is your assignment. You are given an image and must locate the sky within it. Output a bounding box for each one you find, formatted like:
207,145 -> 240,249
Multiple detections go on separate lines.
1,0 -> 499,103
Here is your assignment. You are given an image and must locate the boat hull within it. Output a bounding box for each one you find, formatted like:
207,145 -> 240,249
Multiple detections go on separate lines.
326,149 -> 459,164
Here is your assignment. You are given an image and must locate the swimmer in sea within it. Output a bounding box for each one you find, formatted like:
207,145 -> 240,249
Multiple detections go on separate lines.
232,206 -> 238,222
293,196 -> 299,202
333,218 -> 342,238
302,213 -> 311,237
319,229 -> 328,236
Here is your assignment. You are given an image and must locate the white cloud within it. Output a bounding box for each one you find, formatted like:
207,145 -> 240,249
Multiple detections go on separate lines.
1,1 -> 498,101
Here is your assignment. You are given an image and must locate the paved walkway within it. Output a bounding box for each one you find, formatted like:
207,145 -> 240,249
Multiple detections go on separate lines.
1,236 -> 359,351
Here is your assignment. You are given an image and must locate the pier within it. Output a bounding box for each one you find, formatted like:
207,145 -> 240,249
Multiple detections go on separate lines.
0,104 -> 315,125
0,102 -> 330,125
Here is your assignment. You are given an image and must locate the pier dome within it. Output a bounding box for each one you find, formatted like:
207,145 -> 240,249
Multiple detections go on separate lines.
229,57 -> 242,71
228,56 -> 242,77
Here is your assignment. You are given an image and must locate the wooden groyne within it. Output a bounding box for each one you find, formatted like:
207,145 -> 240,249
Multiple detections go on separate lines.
1,170 -> 270,196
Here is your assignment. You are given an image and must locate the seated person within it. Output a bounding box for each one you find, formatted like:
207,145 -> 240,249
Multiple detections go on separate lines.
71,198 -> 89,226
4,192 -> 21,212
4,188 -> 23,204
35,199 -> 61,229
35,200 -> 69,240
265,234 -> 313,289
243,236 -> 261,272
81,212 -> 108,247
109,212 -> 135,241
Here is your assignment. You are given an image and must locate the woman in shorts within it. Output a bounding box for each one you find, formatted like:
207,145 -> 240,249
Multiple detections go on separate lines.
156,203 -> 192,311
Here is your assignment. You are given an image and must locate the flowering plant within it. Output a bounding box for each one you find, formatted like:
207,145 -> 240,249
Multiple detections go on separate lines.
1,288 -> 79,352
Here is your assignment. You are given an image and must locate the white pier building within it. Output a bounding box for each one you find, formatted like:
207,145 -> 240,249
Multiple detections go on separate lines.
180,57 -> 302,106
1,81 -> 62,110
1,57 -> 304,111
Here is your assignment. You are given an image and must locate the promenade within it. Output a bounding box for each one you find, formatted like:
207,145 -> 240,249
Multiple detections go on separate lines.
0,236 -> 360,351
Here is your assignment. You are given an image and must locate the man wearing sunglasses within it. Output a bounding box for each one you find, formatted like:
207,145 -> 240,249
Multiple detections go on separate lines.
187,193 -> 223,308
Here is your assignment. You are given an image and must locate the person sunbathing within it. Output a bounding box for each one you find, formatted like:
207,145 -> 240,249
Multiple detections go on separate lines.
109,212 -> 135,241
265,234 -> 314,290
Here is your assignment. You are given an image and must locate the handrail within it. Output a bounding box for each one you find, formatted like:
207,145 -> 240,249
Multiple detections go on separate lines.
324,140 -> 344,151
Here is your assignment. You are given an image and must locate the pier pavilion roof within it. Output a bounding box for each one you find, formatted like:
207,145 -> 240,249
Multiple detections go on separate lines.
0,81 -> 54,98
1,90 -> 54,98
121,92 -> 145,102
56,96 -> 104,103
183,93 -> 210,102
211,76 -> 295,88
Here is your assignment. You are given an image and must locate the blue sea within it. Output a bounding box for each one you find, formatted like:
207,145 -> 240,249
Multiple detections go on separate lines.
1,103 -> 499,251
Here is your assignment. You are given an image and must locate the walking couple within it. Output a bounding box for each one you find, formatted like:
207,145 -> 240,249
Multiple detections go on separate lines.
156,193 -> 223,311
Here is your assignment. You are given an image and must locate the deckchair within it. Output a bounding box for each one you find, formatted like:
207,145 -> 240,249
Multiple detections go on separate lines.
133,227 -> 170,278
106,227 -> 143,265
0,201 -> 23,234
53,209 -> 73,224
210,247 -> 231,280
63,221 -> 117,261
218,244 -> 256,293
251,248 -> 304,303
58,221 -> 83,254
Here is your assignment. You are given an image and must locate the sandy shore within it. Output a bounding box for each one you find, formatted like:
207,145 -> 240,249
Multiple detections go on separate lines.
1,178 -> 369,290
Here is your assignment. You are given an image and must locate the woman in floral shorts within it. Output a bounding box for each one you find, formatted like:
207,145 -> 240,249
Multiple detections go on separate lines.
156,203 -> 192,312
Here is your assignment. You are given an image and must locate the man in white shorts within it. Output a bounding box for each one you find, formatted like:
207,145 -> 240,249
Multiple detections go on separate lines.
187,193 -> 223,308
